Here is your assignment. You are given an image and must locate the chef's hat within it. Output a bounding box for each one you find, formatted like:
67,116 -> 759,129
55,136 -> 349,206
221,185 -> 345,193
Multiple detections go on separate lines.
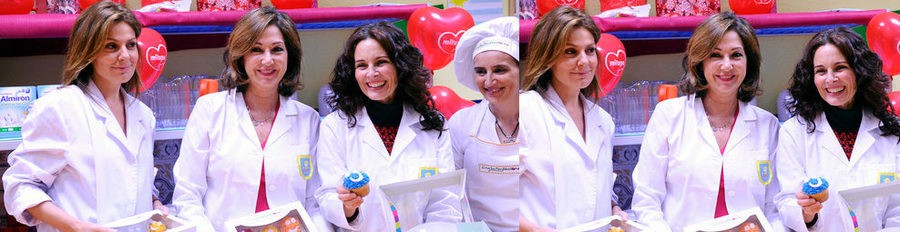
453,16 -> 519,91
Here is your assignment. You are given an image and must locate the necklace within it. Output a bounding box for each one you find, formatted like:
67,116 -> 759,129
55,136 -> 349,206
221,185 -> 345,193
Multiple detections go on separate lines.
251,117 -> 270,127
709,119 -> 733,132
496,120 -> 519,144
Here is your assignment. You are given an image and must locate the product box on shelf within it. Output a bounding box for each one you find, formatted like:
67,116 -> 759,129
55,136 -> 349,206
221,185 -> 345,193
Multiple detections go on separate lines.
103,209 -> 195,232
0,86 -> 36,140
225,201 -> 318,232
36,85 -> 61,99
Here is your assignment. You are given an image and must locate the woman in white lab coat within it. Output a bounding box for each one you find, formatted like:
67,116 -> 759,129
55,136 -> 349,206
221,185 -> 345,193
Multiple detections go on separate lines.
519,6 -> 626,231
315,22 -> 461,231
630,12 -> 784,231
448,17 -> 519,232
2,2 -> 165,231
172,7 -> 329,231
775,27 -> 900,231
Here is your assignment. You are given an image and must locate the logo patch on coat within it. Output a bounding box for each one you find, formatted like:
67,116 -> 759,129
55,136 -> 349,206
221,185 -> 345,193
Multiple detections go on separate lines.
879,172 -> 897,184
757,160 -> 772,185
298,155 -> 313,180
419,167 -> 438,178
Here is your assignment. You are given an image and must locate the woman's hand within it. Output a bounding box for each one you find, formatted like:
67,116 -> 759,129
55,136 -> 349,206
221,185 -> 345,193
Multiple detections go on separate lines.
337,186 -> 363,217
795,191 -> 822,223
153,199 -> 169,219
612,204 -> 628,227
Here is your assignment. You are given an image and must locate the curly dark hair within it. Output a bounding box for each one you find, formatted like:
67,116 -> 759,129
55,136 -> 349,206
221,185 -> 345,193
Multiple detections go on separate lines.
679,11 -> 762,102
327,22 -> 444,131
788,27 -> 900,138
220,6 -> 303,97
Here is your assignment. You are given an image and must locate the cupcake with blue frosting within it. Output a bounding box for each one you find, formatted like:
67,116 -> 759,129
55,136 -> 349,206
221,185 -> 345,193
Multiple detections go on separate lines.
802,177 -> 829,202
343,171 -> 370,197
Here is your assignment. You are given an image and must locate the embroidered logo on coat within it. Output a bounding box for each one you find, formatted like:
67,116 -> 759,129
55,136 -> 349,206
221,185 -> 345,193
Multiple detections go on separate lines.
298,155 -> 313,180
757,160 -> 772,185
478,164 -> 520,174
879,172 -> 897,184
419,167 -> 438,178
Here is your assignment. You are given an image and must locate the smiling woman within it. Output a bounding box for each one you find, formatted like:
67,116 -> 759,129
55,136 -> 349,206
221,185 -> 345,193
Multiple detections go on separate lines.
171,6 -> 330,232
775,27 -> 900,231
315,22 -> 460,231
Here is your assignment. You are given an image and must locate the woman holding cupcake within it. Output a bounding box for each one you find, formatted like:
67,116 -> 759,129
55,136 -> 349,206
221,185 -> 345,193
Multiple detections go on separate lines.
630,12 -> 785,231
171,6 -> 329,231
448,16 -> 520,232
775,27 -> 900,231
314,22 -> 461,231
519,6 -> 627,231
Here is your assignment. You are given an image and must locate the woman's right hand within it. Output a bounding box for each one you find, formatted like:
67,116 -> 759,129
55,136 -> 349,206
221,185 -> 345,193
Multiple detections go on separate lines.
337,186 -> 363,217
795,191 -> 822,223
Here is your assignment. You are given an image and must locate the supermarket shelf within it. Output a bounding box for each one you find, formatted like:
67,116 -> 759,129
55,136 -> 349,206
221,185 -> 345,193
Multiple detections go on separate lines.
612,132 -> 644,146
0,128 -> 186,151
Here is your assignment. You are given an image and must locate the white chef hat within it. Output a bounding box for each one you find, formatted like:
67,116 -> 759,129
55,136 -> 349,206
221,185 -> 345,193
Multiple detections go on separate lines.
453,16 -> 519,91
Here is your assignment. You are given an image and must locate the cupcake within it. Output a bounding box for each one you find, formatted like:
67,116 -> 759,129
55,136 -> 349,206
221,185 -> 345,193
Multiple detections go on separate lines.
608,226 -> 624,232
802,177 -> 829,202
149,220 -> 166,232
343,171 -> 370,197
280,216 -> 303,232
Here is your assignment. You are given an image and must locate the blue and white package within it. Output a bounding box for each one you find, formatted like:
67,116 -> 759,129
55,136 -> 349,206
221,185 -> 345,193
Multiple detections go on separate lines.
0,86 -> 37,139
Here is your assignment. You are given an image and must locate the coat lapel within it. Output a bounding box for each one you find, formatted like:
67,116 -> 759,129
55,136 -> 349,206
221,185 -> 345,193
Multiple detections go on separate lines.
690,95 -> 720,152
234,92 -> 262,148
123,94 -> 146,158
723,102 -> 754,155
848,110 -> 879,168
265,96 -> 295,148
815,113 -> 851,166
85,82 -> 130,154
544,87 -> 591,161
357,108 -> 392,160
390,105 -> 420,157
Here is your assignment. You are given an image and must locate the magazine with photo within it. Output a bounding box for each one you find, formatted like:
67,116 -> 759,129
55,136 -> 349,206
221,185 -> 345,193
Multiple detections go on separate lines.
683,207 -> 774,232
225,201 -> 318,232
103,209 -> 195,232
560,215 -> 650,232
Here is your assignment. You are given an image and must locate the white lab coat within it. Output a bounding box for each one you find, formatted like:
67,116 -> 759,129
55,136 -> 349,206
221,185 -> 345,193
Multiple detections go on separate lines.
315,105 -> 462,231
631,95 -> 784,231
172,90 -> 330,232
519,87 -> 614,230
775,110 -> 900,231
448,101 -> 520,232
2,82 -> 156,231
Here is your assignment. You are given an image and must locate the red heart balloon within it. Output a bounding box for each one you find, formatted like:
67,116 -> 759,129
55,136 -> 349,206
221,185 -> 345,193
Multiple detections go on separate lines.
428,85 -> 475,119
728,0 -> 775,15
889,91 -> 900,116
596,33 -> 626,97
407,7 -> 474,71
0,0 -> 32,15
78,0 -> 126,11
537,0 -> 585,16
867,12 -> 900,76
271,0 -> 314,9
137,28 -> 167,92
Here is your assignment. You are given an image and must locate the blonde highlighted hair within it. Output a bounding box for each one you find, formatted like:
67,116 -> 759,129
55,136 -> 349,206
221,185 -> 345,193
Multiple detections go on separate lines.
62,1 -> 142,95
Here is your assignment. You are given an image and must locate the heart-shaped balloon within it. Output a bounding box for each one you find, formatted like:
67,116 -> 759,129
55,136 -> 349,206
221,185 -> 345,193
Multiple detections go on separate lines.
728,0 -> 775,15
428,85 -> 475,119
537,0 -> 585,16
596,33 -> 626,97
889,91 -> 900,116
408,6 -> 474,71
138,28 -> 167,92
271,0 -> 314,9
867,12 -> 900,76
78,0 -> 126,10
0,0 -> 32,15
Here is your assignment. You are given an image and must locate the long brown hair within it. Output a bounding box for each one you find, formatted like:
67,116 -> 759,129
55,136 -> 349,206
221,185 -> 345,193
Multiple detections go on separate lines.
62,1 -> 142,95
522,6 -> 601,101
